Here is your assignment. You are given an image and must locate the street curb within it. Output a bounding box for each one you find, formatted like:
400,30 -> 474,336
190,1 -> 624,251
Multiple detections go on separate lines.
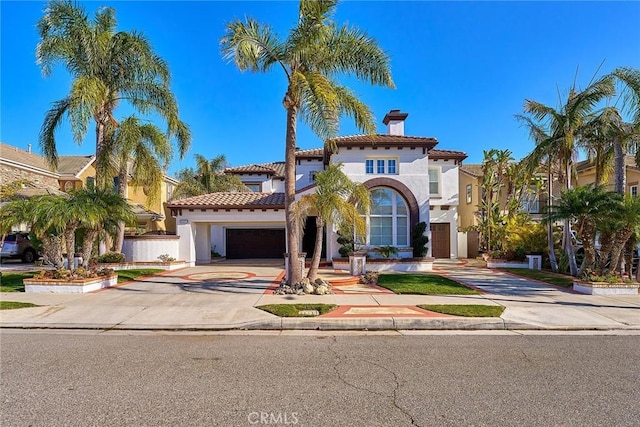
3,318 -> 638,331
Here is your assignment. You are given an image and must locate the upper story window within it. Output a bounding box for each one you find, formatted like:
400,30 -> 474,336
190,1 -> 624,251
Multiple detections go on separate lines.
631,184 -> 638,198
309,171 -> 319,183
466,184 -> 472,204
365,158 -> 398,175
86,177 -> 95,190
245,183 -> 262,192
166,183 -> 174,201
428,168 -> 440,196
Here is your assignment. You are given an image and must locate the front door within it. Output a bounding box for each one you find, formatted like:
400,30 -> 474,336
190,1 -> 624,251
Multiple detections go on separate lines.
430,223 -> 450,258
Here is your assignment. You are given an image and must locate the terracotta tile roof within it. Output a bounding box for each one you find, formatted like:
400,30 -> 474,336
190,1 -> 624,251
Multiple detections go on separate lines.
130,203 -> 164,220
460,164 -> 483,178
329,134 -> 438,147
12,186 -> 67,199
57,155 -> 94,177
429,149 -> 468,161
295,148 -> 324,158
0,142 -> 55,174
225,162 -> 286,179
167,192 -> 285,209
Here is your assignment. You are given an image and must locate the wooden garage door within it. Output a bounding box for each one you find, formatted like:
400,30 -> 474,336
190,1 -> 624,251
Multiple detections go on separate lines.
430,223 -> 450,258
226,229 -> 286,259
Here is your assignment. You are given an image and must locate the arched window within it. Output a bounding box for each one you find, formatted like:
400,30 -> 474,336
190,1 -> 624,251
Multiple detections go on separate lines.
368,188 -> 409,246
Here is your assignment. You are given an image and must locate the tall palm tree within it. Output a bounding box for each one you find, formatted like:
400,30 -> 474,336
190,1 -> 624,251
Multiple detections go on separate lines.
295,163 -> 370,281
173,154 -> 247,200
102,116 -> 173,252
221,0 -> 394,284
37,0 -> 190,188
610,67 -> 640,193
547,185 -> 620,275
518,74 -> 616,276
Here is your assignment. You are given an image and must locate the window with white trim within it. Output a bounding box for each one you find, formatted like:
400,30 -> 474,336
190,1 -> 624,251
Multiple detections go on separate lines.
466,184 -> 472,204
367,188 -> 409,246
631,185 -> 638,198
428,168 -> 440,195
245,183 -> 262,192
365,158 -> 399,175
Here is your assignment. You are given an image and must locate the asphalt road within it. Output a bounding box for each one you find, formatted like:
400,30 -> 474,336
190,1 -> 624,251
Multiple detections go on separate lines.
1,331 -> 639,427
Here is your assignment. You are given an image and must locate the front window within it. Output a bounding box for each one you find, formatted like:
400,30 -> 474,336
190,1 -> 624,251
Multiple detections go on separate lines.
86,177 -> 95,189
365,159 -> 374,174
631,185 -> 638,198
429,168 -> 440,195
367,188 -> 409,246
365,158 -> 399,175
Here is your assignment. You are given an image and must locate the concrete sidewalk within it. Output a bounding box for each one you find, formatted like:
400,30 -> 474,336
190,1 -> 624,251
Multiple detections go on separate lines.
1,261 -> 639,331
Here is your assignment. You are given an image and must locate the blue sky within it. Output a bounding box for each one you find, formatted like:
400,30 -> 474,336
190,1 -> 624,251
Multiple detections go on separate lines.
2,1 -> 639,176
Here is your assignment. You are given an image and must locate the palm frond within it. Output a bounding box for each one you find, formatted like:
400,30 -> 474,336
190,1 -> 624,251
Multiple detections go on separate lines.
221,18 -> 285,75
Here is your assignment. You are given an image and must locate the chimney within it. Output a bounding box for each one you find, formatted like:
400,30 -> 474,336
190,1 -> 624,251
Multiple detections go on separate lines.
382,109 -> 408,136
27,144 -> 32,153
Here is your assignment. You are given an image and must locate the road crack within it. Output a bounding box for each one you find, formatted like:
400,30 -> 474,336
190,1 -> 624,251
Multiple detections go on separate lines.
326,337 -> 421,426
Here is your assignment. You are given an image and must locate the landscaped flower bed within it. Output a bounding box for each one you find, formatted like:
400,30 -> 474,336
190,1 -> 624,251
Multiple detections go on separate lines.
24,271 -> 117,293
332,257 -> 434,272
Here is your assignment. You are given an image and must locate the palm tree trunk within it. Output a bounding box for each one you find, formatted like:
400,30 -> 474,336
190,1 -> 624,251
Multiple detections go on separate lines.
614,138 -> 625,194
64,224 -> 76,271
580,224 -> 597,276
81,228 -> 100,267
563,161 -> 578,276
95,120 -> 107,188
609,228 -> 632,275
306,216 -> 324,281
114,171 -> 128,253
284,103 -> 302,284
547,172 -> 558,272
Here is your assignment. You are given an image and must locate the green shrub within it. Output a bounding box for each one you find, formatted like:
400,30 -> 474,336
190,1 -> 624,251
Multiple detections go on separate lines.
97,252 -> 125,263
412,222 -> 429,257
375,245 -> 398,258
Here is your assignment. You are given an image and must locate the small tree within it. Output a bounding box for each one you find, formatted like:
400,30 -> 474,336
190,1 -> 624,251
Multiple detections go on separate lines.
295,163 -> 370,281
411,222 -> 429,257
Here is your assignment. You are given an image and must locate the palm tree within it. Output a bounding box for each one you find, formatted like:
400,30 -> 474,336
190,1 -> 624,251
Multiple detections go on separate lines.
221,0 -> 394,284
518,74 -> 616,276
173,154 -> 247,200
37,0 -> 190,188
295,163 -> 370,281
607,195 -> 640,275
102,116 -> 173,252
71,188 -> 135,266
547,185 -> 620,275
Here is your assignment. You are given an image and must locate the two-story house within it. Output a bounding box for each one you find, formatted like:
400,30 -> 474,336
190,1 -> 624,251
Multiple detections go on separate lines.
0,142 -> 176,234
167,110 -> 467,267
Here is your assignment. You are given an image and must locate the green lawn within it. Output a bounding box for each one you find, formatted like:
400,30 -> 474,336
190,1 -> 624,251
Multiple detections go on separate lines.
0,272 -> 36,292
377,273 -> 480,295
257,304 -> 338,317
418,304 -> 504,317
116,269 -> 163,283
0,301 -> 39,310
502,269 -> 573,288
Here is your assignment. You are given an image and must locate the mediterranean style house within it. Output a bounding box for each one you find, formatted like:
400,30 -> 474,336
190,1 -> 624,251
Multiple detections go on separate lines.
167,110 -> 467,266
0,142 -> 177,234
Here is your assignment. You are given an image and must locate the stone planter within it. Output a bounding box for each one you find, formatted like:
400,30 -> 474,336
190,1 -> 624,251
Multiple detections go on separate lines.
573,281 -> 639,295
332,257 -> 434,272
486,259 -> 528,269
24,275 -> 118,293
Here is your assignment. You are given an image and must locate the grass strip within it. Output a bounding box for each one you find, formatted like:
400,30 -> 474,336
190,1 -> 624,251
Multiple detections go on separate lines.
257,304 -> 338,317
0,301 -> 39,310
418,304 -> 504,317
377,273 -> 479,295
0,272 -> 36,292
502,268 -> 573,288
115,269 -> 163,283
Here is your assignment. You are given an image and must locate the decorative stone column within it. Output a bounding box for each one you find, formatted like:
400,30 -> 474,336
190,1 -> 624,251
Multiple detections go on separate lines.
348,252 -> 367,276
284,252 -> 306,282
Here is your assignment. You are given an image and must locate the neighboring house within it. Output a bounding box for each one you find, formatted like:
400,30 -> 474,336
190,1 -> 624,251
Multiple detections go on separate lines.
167,110 -> 467,266
576,155 -> 640,197
0,142 -> 175,234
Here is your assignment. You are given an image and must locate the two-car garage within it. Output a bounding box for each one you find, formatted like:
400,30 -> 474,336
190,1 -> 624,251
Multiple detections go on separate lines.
225,229 -> 286,259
